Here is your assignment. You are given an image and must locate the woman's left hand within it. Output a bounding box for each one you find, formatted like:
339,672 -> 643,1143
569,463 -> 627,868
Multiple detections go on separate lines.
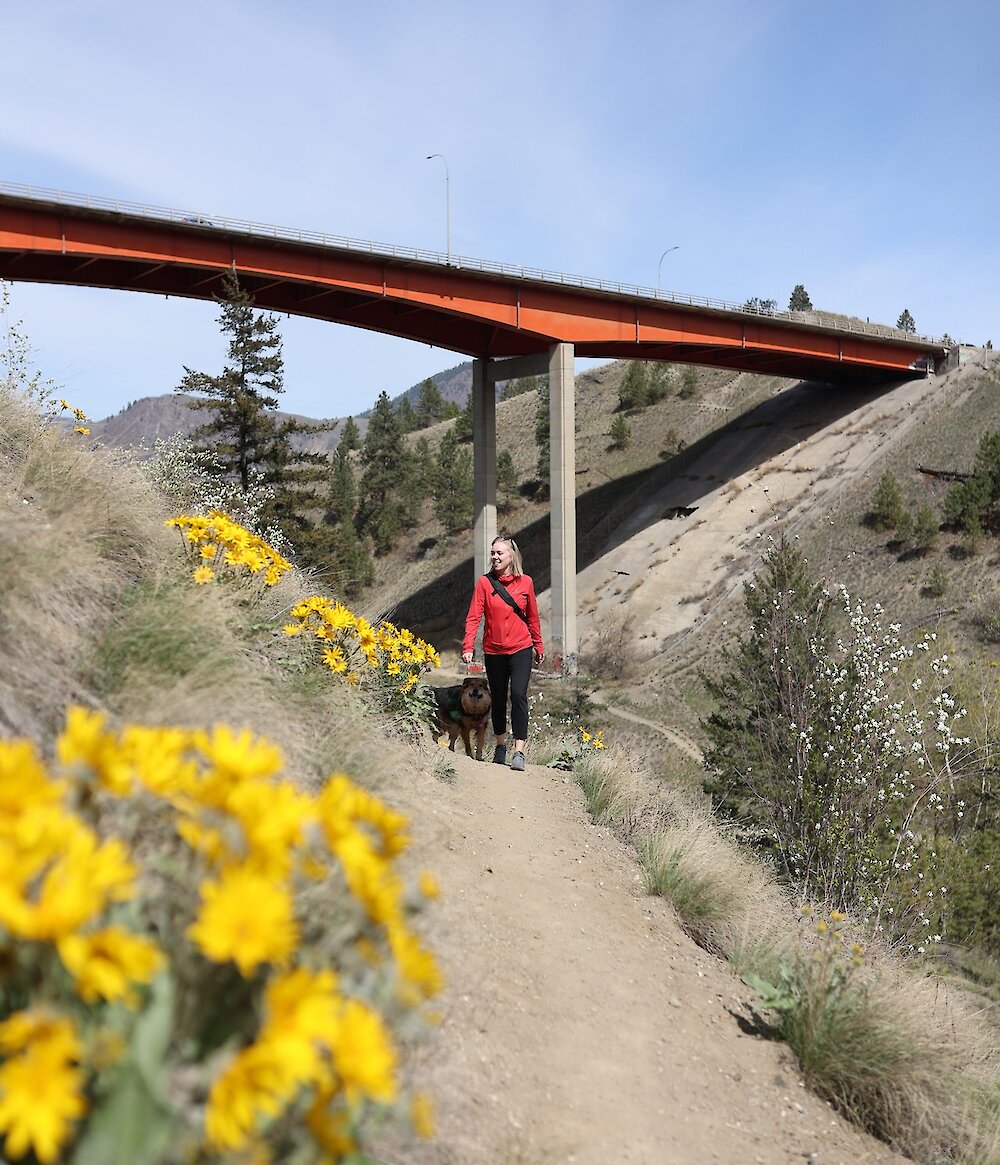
534,650 -> 544,665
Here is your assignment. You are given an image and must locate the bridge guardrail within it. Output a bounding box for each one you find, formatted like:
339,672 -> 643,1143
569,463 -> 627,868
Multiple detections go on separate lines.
0,178 -> 945,348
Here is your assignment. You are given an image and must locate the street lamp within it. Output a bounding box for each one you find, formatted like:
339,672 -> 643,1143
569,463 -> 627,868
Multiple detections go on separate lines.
657,245 -> 679,292
426,153 -> 451,262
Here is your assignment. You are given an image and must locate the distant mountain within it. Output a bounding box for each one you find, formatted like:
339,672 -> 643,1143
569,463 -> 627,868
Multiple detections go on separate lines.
85,358 -> 481,456
88,395 -> 363,458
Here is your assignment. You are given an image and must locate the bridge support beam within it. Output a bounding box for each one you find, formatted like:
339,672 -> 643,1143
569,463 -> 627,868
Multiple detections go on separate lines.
471,356 -> 497,582
549,342 -> 577,674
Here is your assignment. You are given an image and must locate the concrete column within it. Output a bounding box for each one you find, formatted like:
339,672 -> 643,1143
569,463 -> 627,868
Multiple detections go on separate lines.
548,342 -> 577,673
471,356 -> 497,582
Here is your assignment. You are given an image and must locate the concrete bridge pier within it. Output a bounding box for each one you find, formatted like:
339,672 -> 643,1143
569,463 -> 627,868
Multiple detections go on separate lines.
473,345 -> 578,675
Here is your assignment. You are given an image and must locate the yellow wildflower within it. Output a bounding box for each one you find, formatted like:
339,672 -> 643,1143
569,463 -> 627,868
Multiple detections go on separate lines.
306,1094 -> 356,1156
193,565 -> 215,584
0,1035 -> 87,1163
410,1091 -> 436,1139
332,999 -> 398,1104
188,867 -> 298,976
322,646 -> 349,674
204,1042 -> 291,1151
57,926 -> 164,1005
419,870 -> 441,900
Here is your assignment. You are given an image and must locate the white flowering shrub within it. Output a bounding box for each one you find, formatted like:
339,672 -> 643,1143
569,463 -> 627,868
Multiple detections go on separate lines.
703,539 -> 976,949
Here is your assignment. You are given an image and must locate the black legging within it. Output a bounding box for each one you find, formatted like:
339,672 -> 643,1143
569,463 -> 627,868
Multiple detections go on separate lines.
484,647 -> 533,740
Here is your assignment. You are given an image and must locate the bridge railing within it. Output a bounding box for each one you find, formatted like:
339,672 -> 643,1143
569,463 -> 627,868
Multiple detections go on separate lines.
0,178 -> 944,347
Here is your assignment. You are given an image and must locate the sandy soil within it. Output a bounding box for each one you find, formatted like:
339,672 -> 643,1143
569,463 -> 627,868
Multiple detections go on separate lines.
559,364 -> 978,658
391,752 -> 911,1165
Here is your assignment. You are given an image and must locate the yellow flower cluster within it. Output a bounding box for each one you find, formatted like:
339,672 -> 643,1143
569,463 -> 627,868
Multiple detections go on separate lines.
579,726 -> 607,750
0,708 -> 441,1162
284,595 -> 440,695
166,511 -> 292,587
58,397 -> 90,436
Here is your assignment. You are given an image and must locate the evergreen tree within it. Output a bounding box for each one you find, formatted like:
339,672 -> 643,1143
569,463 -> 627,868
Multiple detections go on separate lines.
648,363 -> 672,403
395,396 -> 418,433
433,428 -> 474,533
176,265 -> 327,556
337,415 -> 360,452
788,284 -> 813,311
453,394 -> 474,442
678,366 -> 699,400
356,391 -> 408,555
535,378 -> 550,497
609,413 -> 631,449
866,472 -> 907,532
415,378 -> 446,428
741,296 -> 777,315
911,505 -> 940,554
329,520 -> 374,599
897,308 -> 917,334
618,361 -> 650,411
497,449 -> 519,513
701,540 -> 835,830
325,442 -> 356,526
944,430 -> 1000,534
500,374 -> 539,401
177,265 -> 284,493
412,434 -> 436,498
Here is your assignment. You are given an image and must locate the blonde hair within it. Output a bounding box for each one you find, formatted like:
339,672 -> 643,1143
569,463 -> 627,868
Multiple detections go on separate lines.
491,534 -> 523,578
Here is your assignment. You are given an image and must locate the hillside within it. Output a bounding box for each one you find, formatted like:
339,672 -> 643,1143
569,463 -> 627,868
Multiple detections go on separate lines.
0,388 -> 927,1164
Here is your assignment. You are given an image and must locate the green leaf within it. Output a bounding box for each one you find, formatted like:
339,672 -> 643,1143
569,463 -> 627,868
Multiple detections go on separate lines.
132,971 -> 175,1094
70,1069 -> 175,1165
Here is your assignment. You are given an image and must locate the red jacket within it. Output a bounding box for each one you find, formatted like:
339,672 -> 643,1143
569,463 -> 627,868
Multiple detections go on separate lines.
463,572 -> 544,657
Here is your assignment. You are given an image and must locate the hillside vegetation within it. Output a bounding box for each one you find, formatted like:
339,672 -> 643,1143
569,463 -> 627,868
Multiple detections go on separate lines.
6,326 -> 1000,1162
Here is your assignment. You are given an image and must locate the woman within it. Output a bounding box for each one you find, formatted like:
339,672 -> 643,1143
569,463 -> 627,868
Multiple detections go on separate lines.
461,535 -> 544,770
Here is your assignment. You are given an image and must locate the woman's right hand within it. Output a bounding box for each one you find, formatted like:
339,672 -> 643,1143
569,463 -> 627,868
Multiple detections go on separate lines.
462,651 -> 474,665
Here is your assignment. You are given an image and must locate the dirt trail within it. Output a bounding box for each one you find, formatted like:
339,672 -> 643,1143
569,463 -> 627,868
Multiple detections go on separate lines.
393,753 -> 911,1165
383,370 -> 988,1162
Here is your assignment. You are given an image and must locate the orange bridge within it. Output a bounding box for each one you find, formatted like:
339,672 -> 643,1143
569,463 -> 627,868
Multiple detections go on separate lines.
0,183 -> 951,669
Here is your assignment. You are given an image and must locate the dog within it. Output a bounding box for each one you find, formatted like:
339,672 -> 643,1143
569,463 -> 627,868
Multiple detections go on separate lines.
431,677 -> 492,761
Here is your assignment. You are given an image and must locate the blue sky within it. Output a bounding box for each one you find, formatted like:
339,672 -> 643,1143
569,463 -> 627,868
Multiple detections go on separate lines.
4,0 -> 998,421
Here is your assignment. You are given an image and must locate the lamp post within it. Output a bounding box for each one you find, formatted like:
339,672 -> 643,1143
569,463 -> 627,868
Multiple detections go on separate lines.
657,245 -> 679,292
426,153 -> 451,262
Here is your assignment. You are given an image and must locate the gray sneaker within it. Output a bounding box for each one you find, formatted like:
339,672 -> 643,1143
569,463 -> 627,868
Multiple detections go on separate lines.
492,745 -> 507,765
510,751 -> 525,772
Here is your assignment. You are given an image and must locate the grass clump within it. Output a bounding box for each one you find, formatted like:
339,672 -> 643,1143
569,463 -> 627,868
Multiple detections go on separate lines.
744,909 -> 969,1160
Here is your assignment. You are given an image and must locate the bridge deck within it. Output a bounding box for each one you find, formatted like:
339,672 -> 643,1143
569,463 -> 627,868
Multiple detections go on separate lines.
0,186 -> 946,386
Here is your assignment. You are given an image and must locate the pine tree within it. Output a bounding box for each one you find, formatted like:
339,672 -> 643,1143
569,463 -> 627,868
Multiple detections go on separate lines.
866,472 -> 906,532
356,391 -> 408,555
396,396 -> 418,433
176,265 -> 327,556
412,435 -> 436,497
337,416 -> 360,452
325,443 -> 356,527
433,428 -> 474,533
944,430 -> 1000,534
911,505 -> 940,554
497,449 -> 519,513
788,284 -> 813,311
500,374 -> 539,401
678,366 -> 699,400
535,378 -> 550,497
896,308 -> 916,334
618,361 -> 650,411
701,539 -> 835,828
609,413 -> 631,449
415,378 -> 446,428
453,395 -> 474,442
177,266 -> 284,493
648,363 -> 672,403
